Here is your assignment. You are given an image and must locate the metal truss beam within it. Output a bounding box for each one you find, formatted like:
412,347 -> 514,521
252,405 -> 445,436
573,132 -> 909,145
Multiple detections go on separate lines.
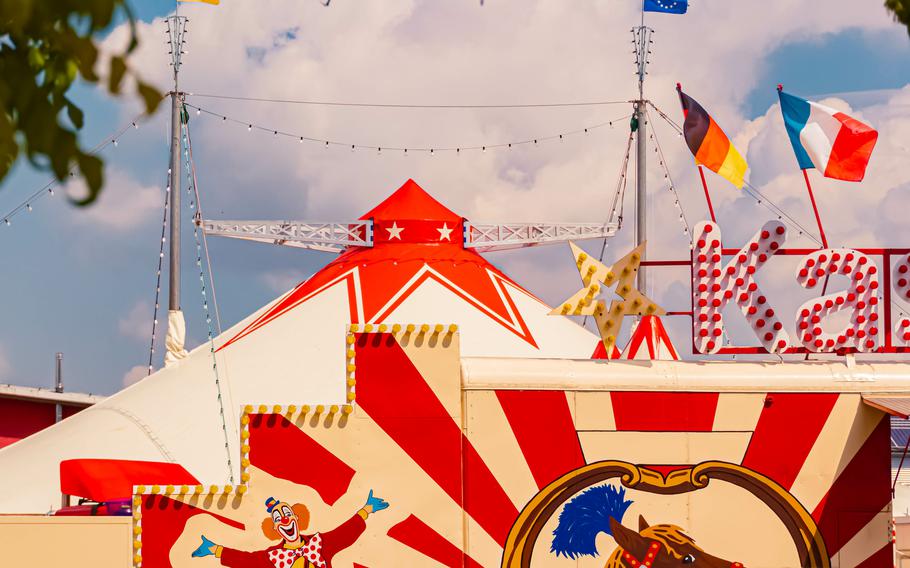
200,220 -> 372,253
464,222 -> 619,252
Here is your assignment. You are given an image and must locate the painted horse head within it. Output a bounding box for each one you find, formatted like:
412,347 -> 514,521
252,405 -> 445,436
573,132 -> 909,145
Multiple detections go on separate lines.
551,485 -> 743,567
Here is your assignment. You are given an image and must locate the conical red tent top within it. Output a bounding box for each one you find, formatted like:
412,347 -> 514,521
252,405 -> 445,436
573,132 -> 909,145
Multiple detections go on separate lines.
219,179 -> 594,353
620,315 -> 679,360
359,178 -> 461,225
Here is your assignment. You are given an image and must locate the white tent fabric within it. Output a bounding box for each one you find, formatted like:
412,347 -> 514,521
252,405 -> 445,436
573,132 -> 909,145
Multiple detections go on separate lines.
0,180 -> 600,513
164,309 -> 189,367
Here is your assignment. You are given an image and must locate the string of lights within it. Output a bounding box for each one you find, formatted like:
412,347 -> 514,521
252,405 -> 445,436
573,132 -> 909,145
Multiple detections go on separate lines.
0,111 -> 151,230
646,101 -> 824,246
184,121 -> 223,336
146,169 -> 171,376
182,120 -> 234,484
647,108 -> 691,243
184,102 -> 632,155
583,131 -> 634,331
185,92 -> 634,110
607,131 -> 634,230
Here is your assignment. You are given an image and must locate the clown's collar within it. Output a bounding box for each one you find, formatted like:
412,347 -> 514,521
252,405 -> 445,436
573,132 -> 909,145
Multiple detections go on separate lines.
282,537 -> 305,550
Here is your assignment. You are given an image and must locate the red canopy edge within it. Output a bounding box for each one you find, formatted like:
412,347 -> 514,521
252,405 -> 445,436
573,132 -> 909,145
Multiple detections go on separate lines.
862,395 -> 910,419
60,459 -> 199,502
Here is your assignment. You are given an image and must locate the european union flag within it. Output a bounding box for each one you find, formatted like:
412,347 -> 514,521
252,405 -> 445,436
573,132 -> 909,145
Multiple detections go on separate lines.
643,0 -> 687,14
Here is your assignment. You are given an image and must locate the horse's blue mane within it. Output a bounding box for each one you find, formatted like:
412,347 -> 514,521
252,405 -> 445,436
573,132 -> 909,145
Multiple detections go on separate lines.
550,484 -> 633,559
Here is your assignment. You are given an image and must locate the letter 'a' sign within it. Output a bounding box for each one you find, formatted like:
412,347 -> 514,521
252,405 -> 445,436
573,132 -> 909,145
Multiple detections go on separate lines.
691,219 -> 890,354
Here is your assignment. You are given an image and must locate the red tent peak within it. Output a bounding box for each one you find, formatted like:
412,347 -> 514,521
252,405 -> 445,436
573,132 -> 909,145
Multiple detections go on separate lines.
360,179 -> 461,223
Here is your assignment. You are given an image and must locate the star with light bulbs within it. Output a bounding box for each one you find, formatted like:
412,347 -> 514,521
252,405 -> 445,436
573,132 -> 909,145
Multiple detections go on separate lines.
550,242 -> 665,354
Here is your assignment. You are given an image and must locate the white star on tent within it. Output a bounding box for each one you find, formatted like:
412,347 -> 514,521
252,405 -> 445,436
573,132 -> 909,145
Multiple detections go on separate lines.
437,223 -> 453,241
386,222 -> 404,240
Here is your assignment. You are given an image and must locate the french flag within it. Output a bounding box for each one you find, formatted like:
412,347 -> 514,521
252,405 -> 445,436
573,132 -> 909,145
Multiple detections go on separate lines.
778,90 -> 878,182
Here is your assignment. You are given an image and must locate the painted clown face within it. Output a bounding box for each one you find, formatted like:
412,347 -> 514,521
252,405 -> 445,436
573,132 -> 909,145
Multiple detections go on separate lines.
270,502 -> 300,543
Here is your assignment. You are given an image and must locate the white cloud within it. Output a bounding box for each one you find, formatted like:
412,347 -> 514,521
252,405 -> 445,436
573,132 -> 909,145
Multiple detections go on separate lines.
121,365 -> 148,388
118,300 -> 154,343
260,269 -> 310,294
91,1 -> 910,361
66,168 -> 163,232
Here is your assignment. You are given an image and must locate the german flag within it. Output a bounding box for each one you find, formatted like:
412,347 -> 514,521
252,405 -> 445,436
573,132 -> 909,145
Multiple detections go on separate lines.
677,87 -> 748,189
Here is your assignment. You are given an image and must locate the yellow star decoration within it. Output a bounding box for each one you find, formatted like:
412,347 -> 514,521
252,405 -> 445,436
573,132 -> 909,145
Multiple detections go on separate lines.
549,242 -> 665,354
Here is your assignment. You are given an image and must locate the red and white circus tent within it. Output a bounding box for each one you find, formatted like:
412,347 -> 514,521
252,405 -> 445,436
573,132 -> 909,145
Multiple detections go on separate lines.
0,179 -> 602,513
621,315 -> 679,360
591,316 -> 679,360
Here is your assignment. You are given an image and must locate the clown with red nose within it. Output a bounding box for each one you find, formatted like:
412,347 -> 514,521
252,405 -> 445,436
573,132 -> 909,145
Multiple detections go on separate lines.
192,490 -> 389,567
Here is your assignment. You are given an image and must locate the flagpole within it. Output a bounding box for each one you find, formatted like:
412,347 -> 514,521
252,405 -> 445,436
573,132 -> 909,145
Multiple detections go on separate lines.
801,168 -> 829,249
697,165 -> 717,224
676,83 -> 718,224
777,84 -> 829,249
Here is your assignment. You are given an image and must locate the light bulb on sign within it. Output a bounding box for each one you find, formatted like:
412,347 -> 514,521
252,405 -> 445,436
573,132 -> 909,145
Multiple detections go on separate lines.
691,220 -> 790,354
893,254 -> 910,343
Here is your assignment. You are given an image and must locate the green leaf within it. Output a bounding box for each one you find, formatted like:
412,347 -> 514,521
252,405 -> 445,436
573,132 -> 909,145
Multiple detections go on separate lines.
74,153 -> 103,205
65,100 -> 84,129
0,0 -> 161,203
137,80 -> 163,114
108,55 -> 126,93
27,46 -> 45,70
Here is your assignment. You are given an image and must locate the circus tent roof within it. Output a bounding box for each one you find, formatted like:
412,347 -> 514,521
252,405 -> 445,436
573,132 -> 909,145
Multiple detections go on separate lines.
0,179 -> 600,513
619,315 -> 680,360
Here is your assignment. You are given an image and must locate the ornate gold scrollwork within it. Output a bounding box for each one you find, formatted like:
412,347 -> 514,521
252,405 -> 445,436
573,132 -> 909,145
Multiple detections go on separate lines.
501,460 -> 829,568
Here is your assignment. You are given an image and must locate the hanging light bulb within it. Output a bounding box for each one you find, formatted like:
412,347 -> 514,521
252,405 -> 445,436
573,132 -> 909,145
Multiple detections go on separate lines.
26,204 -> 32,212
247,124 -> 252,132
196,108 -> 201,116
3,219 -> 8,226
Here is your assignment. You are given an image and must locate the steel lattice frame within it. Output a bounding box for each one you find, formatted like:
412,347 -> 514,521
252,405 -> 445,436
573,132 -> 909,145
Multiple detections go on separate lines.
200,220 -> 373,252
464,222 -> 619,252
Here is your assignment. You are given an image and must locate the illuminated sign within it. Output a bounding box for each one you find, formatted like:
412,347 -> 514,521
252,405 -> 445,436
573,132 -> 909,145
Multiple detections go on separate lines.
691,220 -> 892,354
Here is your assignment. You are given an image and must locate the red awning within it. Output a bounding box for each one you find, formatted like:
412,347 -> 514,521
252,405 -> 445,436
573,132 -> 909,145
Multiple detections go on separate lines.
60,459 -> 199,502
861,395 -> 910,419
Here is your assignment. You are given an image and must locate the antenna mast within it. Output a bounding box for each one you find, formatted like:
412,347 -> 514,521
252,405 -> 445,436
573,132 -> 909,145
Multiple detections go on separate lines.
166,13 -> 188,318
632,21 -> 653,295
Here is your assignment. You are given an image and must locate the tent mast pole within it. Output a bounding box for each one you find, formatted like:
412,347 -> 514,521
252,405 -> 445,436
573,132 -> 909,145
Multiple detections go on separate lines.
166,11 -> 188,321
633,12 -> 652,296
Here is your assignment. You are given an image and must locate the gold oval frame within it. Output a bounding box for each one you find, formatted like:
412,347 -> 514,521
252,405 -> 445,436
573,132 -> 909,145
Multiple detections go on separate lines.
500,460 -> 829,568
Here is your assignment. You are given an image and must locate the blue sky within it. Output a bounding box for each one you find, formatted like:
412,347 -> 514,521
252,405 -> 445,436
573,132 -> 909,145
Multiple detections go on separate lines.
0,1 -> 908,395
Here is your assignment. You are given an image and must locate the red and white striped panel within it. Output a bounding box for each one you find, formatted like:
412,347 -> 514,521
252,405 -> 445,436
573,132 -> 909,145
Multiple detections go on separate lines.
145,334 -> 892,568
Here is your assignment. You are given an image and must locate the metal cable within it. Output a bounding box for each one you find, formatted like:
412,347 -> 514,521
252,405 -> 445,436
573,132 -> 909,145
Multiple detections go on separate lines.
147,169 -> 171,375
185,92 -> 634,109
647,101 -> 823,245
182,119 -> 235,484
184,103 -> 631,153
0,109 -> 156,226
